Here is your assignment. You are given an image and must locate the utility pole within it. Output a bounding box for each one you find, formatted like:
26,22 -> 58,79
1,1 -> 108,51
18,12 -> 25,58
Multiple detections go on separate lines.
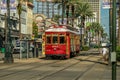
4,0 -> 14,63
108,0 -> 112,66
111,0 -> 117,80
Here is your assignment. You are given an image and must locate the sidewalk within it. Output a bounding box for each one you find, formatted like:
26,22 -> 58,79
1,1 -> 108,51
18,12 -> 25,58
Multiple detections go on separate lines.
79,48 -> 120,80
0,52 -> 4,61
80,48 -> 100,56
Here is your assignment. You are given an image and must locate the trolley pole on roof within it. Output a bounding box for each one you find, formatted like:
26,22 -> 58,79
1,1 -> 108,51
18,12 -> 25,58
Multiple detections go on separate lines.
111,0 -> 117,80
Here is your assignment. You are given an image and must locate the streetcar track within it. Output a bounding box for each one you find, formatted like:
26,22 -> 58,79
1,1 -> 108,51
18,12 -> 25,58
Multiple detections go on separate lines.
18,58 -> 81,80
0,58 -> 75,79
29,56 -> 92,80
37,55 -> 100,80
74,61 -> 96,80
74,58 -> 102,80
39,61 -> 79,80
0,62 -> 38,71
0,60 -> 61,78
0,55 -> 100,80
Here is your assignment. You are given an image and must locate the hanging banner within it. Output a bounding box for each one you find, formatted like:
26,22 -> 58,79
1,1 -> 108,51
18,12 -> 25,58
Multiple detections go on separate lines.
102,0 -> 110,9
0,0 -> 17,14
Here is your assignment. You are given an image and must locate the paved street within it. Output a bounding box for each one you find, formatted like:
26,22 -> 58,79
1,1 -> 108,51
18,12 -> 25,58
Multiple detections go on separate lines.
0,49 -> 120,80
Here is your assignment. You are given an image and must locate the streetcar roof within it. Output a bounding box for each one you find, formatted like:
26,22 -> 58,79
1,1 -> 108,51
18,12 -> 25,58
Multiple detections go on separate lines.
45,27 -> 80,35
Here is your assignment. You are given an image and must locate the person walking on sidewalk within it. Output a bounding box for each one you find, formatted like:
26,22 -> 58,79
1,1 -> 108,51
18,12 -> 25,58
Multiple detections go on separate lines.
102,47 -> 108,61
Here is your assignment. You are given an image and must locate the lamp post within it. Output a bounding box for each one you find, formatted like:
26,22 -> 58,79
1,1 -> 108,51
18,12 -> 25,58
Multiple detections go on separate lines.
4,0 -> 14,63
111,0 -> 117,80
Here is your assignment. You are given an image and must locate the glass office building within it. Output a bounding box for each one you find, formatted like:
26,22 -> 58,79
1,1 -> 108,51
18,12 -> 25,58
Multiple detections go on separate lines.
33,0 -> 61,18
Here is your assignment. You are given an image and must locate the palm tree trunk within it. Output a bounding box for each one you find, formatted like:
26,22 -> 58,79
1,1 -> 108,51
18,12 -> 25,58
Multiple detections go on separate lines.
97,32 -> 100,52
81,16 -> 85,46
42,1 -> 44,14
19,12 -> 22,39
46,1 -> 49,18
71,5 -> 74,27
37,1 -> 38,13
52,3 -> 55,19
66,5 -> 69,24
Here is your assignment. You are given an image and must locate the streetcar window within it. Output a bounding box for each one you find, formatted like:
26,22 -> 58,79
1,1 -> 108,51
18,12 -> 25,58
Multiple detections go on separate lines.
60,36 -> 65,44
46,36 -> 51,44
53,36 -> 58,44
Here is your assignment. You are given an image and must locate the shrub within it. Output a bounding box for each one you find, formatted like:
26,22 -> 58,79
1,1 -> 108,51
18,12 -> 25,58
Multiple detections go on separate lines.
116,46 -> 120,61
82,46 -> 90,51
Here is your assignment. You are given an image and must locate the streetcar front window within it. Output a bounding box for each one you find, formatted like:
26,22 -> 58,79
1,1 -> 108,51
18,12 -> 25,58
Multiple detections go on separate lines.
46,36 -> 51,44
60,36 -> 65,44
53,36 -> 58,44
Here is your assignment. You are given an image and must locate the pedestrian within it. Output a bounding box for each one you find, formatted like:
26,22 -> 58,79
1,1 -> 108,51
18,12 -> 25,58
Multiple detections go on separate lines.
30,43 -> 34,57
102,47 -> 108,61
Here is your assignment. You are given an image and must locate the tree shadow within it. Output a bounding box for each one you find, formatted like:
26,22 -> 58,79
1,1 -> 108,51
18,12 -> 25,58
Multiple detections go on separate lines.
74,58 -> 108,66
74,58 -> 120,67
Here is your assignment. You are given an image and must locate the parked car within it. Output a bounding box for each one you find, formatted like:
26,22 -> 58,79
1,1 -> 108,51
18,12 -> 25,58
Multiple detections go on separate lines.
13,46 -> 25,54
13,41 -> 26,54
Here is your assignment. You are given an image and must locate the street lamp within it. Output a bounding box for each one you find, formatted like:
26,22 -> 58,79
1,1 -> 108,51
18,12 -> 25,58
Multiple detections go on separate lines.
111,0 -> 117,80
4,0 -> 14,63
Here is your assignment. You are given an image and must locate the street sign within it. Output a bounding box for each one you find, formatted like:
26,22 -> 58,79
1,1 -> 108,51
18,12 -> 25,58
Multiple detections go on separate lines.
111,52 -> 116,62
102,0 -> 110,9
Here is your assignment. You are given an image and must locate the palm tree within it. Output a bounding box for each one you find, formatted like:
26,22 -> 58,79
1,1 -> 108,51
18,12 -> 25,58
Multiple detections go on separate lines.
54,0 -> 77,24
52,14 -> 61,23
52,0 -> 61,18
75,2 -> 93,28
90,22 -> 104,47
75,2 -> 93,47
65,0 -> 77,26
28,0 -> 33,3
32,21 -> 38,38
56,0 -> 78,25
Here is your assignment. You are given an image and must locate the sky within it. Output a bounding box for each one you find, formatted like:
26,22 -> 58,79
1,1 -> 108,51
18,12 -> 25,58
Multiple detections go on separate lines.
100,0 -> 110,37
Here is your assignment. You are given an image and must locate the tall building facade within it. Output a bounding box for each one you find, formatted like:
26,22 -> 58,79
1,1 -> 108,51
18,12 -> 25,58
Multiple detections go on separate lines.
0,0 -> 19,46
84,0 -> 101,23
26,2 -> 34,38
0,0 -> 34,47
33,0 -> 61,18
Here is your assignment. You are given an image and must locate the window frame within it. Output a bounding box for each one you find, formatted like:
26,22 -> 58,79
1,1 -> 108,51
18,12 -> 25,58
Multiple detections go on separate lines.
59,34 -> 66,44
52,34 -> 58,44
46,35 -> 51,44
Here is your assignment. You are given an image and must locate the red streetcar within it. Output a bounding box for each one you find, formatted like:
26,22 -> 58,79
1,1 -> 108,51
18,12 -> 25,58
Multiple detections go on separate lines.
45,25 -> 80,59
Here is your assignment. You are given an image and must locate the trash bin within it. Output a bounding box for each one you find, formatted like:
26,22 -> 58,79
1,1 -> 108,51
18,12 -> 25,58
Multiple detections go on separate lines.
1,48 -> 5,53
